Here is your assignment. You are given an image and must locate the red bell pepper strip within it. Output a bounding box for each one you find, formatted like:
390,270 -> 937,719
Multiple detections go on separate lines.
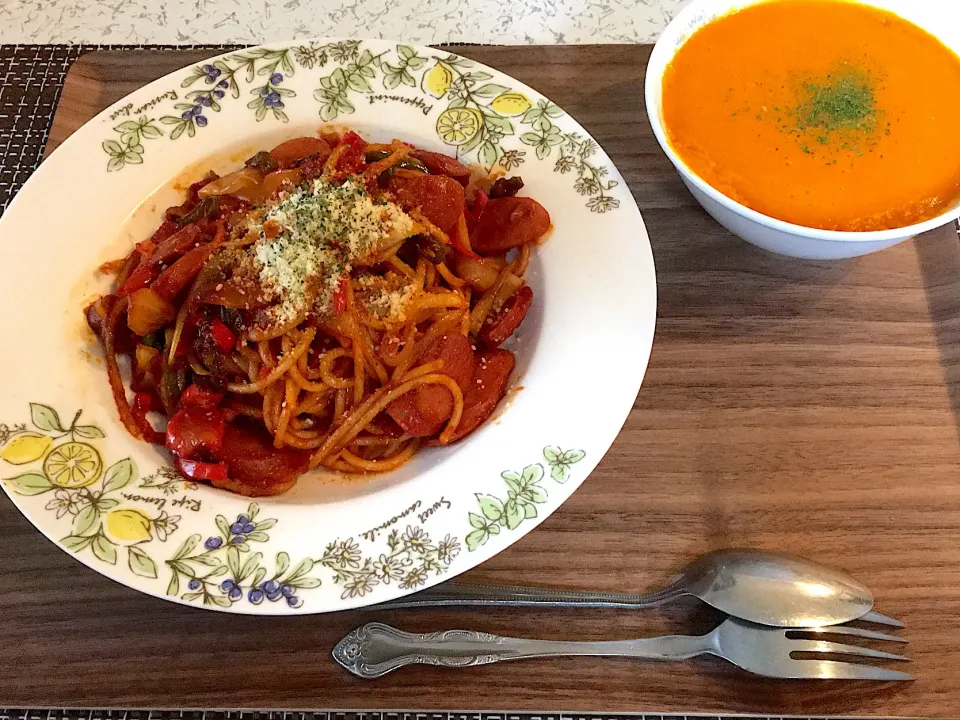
209,318 -> 237,353
150,223 -> 204,266
465,189 -> 489,232
131,392 -> 164,444
175,456 -> 229,482
334,273 -> 350,314
336,131 -> 368,175
451,213 -> 480,259
145,219 -> 179,247
151,245 -> 215,301
165,406 -> 226,458
180,383 -> 225,410
117,258 -> 157,297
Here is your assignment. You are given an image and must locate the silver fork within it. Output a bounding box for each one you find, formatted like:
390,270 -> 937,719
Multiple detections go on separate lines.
334,617 -> 911,680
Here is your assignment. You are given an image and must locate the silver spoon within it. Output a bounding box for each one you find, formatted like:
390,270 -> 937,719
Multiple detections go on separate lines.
374,548 -> 902,628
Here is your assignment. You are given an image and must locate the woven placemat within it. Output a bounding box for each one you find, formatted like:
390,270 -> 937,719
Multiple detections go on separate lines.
0,710 -> 871,720
0,44 -> 243,212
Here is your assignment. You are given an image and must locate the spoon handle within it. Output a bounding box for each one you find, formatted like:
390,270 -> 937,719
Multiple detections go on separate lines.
372,580 -> 685,610
334,622 -> 713,678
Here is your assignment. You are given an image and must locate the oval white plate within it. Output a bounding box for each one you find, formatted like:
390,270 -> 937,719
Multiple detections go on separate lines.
0,39 -> 656,614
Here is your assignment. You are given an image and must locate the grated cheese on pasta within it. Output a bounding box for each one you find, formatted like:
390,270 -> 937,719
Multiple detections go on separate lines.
250,178 -> 415,326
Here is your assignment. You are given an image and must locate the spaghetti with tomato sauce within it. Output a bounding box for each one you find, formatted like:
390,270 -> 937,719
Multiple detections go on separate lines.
85,130 -> 550,497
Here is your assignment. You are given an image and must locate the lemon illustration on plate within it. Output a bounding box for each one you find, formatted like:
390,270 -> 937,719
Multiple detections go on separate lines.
0,432 -> 53,465
42,441 -> 103,488
104,508 -> 153,544
490,92 -> 532,117
437,108 -> 483,146
422,61 -> 453,98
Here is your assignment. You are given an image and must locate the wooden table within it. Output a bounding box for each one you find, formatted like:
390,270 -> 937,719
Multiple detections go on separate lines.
4,45 -> 960,717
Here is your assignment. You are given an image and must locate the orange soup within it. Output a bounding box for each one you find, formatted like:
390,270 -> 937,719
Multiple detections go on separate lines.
661,0 -> 960,231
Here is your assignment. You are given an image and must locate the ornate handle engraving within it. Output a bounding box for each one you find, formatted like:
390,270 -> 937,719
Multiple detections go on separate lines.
333,623 -> 513,678
333,622 -> 713,678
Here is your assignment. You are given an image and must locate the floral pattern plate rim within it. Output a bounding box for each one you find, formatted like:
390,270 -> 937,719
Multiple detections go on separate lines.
0,38 -> 657,614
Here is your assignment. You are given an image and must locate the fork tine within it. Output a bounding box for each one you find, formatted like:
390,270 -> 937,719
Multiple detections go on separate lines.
795,660 -> 913,680
788,638 -> 909,661
859,611 -> 904,627
795,659 -> 914,681
797,625 -> 907,643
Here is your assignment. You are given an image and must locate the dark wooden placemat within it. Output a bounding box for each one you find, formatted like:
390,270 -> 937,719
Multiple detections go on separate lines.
3,45 -> 960,717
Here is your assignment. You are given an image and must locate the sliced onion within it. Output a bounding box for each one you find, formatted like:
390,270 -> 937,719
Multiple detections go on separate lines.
493,271 -> 523,306
135,343 -> 160,374
198,167 -> 262,198
133,343 -> 161,391
234,168 -> 302,204
127,288 -> 176,337
451,254 -> 506,292
469,271 -> 521,337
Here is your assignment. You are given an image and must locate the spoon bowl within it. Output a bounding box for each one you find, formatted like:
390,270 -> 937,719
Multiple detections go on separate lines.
670,548 -> 873,628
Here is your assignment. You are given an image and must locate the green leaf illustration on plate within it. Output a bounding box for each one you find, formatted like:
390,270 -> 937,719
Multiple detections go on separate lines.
466,446 -> 585,551
30,403 -> 63,432
314,47 -> 384,121
381,44 -> 427,90
102,457 -> 135,493
4,472 -> 53,496
543,446 -> 587,483
128,545 -> 159,578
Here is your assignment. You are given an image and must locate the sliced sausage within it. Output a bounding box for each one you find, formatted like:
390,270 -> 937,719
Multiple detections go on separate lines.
446,348 -> 515,442
410,149 -> 472,184
472,196 -> 550,254
478,285 -> 533,348
387,174 -> 465,233
269,136 -> 332,169
387,332 -> 475,436
214,421 -> 311,497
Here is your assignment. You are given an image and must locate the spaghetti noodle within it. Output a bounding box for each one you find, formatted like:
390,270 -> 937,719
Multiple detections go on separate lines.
85,130 -> 551,497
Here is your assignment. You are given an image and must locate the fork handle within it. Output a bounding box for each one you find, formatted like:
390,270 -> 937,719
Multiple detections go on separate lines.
372,580 -> 685,610
334,622 -> 714,678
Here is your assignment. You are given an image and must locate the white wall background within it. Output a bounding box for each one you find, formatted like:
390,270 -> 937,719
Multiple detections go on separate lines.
0,0 -> 689,44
